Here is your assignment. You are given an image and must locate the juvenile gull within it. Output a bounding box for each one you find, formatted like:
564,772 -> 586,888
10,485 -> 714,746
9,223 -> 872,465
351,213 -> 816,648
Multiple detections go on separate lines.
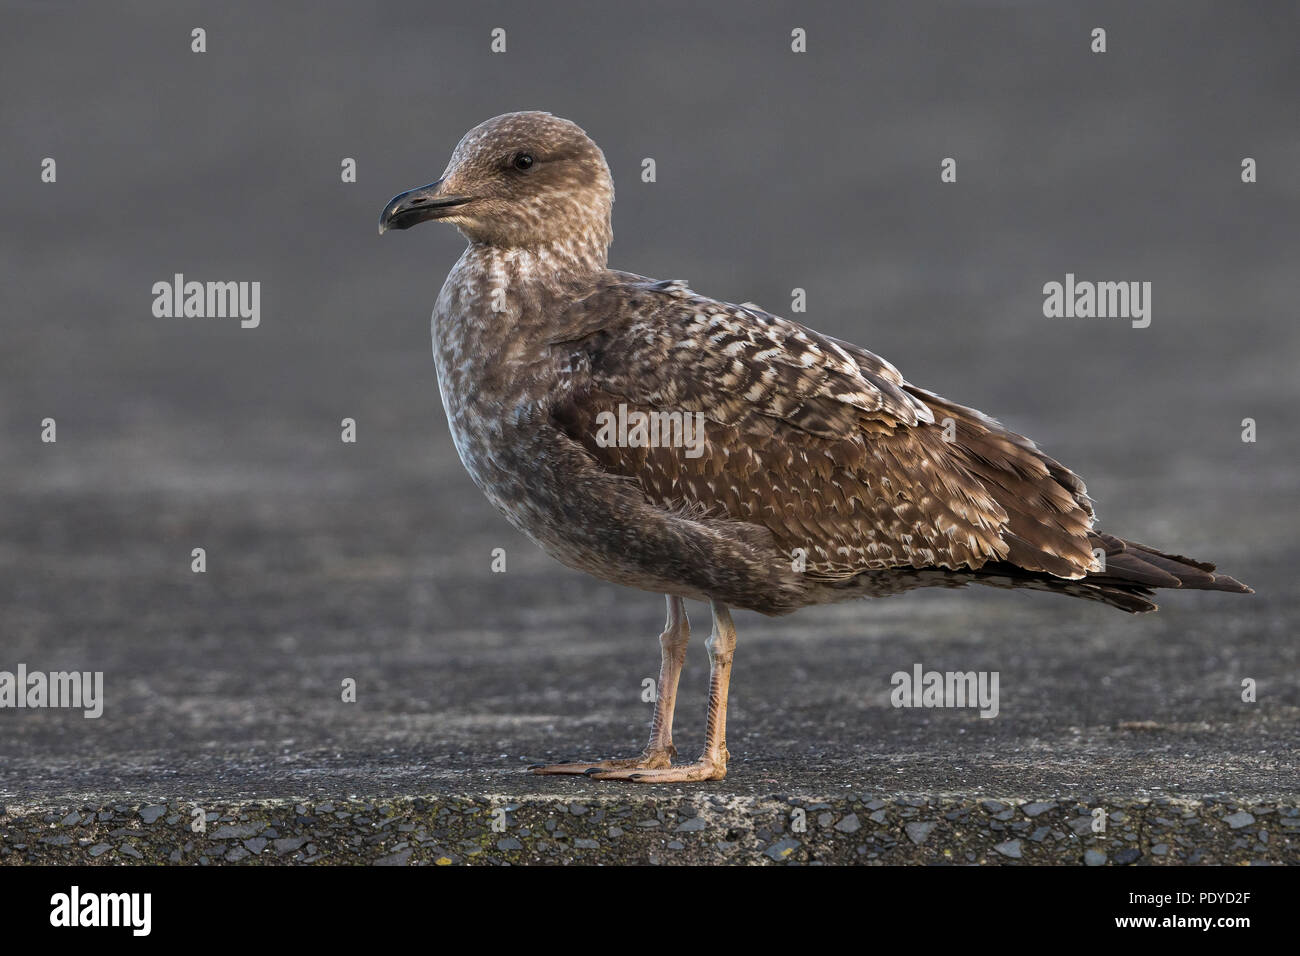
380,112 -> 1251,783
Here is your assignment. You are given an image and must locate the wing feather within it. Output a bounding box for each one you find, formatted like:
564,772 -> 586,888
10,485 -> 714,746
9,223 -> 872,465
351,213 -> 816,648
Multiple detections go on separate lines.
549,277 -> 1098,579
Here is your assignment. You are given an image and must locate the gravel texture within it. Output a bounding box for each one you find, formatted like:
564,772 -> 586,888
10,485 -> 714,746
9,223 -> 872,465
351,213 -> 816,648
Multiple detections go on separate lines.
3,794 -> 1294,865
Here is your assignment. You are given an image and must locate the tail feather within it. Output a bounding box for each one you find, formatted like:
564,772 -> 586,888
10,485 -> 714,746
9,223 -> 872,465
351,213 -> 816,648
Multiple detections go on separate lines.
1088,533 -> 1253,597
964,532 -> 1252,613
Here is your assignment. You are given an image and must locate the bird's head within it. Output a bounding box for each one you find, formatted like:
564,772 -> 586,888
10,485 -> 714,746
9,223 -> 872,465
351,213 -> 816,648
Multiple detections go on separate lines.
379,111 -> 614,259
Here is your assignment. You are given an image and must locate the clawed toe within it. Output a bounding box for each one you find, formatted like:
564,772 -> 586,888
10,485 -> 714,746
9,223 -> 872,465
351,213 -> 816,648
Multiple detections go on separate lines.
588,760 -> 726,783
589,763 -> 726,783
529,750 -> 674,776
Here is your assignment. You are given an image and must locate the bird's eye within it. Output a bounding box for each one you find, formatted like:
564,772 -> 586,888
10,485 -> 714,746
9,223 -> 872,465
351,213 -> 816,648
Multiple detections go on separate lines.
513,153 -> 535,170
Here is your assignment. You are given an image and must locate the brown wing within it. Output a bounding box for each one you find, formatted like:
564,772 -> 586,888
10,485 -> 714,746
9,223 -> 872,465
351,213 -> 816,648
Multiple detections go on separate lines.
549,277 -> 1099,580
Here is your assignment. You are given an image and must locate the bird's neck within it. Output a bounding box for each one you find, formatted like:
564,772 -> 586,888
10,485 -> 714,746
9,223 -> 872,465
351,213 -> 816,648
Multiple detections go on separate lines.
436,238 -> 608,337
432,239 -> 608,390
461,233 -> 610,282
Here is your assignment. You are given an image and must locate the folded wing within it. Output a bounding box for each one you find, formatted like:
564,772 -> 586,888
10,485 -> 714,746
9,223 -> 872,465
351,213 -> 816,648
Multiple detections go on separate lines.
548,277 -> 1100,580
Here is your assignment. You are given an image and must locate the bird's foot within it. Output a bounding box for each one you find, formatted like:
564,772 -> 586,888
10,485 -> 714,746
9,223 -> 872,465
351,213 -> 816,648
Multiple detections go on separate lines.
529,747 -> 675,776
588,757 -> 727,783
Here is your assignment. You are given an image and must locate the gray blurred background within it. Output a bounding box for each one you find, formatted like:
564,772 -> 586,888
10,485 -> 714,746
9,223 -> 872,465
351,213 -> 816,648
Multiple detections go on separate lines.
1,1 -> 1297,804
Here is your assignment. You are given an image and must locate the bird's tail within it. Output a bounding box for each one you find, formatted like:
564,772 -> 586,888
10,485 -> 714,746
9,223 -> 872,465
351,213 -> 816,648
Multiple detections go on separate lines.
1067,532 -> 1253,612
971,532 -> 1254,613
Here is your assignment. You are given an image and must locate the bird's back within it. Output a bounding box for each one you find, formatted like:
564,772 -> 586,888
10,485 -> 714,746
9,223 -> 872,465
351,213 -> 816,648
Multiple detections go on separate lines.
540,276 -> 1248,612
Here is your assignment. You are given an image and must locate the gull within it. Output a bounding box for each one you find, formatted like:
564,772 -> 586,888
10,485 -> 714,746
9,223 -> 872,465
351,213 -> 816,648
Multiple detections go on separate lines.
380,112 -> 1251,783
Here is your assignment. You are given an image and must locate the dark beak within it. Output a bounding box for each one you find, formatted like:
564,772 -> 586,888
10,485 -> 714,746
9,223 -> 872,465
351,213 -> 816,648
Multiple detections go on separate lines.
378,179 -> 473,235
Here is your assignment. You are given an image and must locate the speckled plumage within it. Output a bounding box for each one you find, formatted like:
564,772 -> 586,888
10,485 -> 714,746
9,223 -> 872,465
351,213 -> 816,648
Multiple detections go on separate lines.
392,112 -> 1247,615
381,112 -> 1250,781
